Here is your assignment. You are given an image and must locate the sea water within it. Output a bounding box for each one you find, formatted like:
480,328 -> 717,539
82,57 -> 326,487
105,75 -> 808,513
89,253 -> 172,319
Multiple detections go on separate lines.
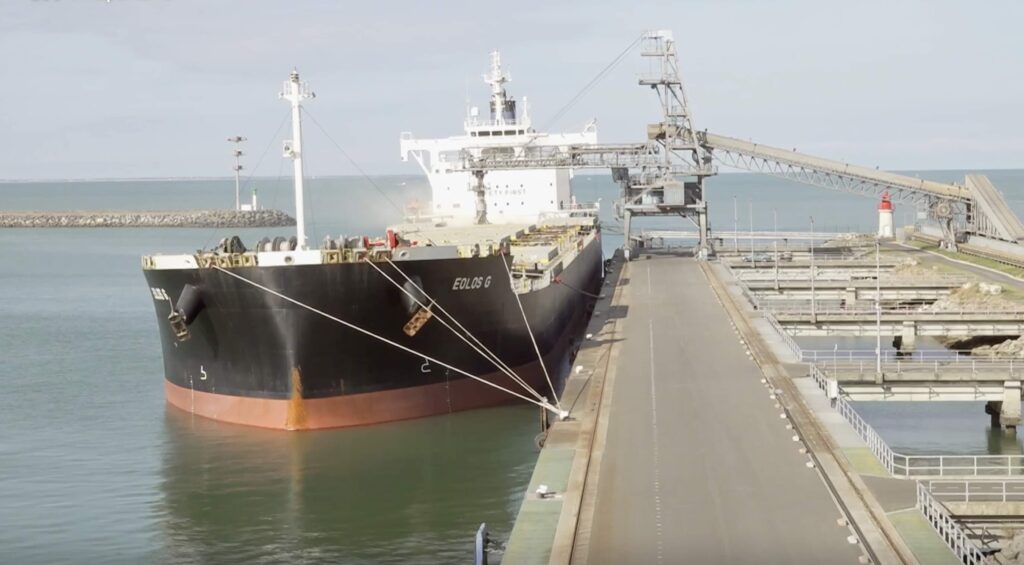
1,171 -> 1023,561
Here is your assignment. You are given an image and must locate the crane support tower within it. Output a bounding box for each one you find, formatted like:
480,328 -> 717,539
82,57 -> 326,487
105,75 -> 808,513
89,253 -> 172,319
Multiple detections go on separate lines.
619,30 -> 716,259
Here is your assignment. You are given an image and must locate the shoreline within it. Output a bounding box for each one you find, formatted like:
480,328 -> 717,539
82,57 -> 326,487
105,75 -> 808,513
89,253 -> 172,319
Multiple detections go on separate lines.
0,209 -> 295,228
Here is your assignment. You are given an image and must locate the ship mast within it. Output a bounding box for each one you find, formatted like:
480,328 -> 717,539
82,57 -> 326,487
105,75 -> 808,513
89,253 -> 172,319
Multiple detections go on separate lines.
280,69 -> 315,249
484,50 -> 511,125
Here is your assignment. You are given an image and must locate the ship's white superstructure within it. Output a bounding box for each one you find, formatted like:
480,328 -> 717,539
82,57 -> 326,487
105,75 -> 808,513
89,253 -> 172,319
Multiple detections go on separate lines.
400,51 -> 597,225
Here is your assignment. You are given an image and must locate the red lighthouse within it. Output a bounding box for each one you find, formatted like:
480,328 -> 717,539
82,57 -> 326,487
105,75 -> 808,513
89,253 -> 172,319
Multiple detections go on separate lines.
877,192 -> 894,238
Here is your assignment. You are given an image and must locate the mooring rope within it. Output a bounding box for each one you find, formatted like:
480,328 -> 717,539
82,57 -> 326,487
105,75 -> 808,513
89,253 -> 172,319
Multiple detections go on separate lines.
554,276 -> 602,299
376,257 -> 547,402
501,254 -> 561,410
211,266 -> 564,417
363,257 -> 547,402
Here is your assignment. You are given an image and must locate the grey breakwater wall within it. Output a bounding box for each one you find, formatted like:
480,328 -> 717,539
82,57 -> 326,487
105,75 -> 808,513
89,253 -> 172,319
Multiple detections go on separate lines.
0,209 -> 295,228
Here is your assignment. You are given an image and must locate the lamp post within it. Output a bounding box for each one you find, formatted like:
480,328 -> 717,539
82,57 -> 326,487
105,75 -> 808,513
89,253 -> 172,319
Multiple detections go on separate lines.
228,136 -> 247,210
773,239 -> 780,291
749,200 -> 755,266
733,195 -> 739,251
809,216 -> 817,323
875,238 -> 882,376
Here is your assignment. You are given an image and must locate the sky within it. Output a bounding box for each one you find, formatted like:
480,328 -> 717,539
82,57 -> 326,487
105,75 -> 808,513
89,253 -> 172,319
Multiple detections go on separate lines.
2,0 -> 1023,180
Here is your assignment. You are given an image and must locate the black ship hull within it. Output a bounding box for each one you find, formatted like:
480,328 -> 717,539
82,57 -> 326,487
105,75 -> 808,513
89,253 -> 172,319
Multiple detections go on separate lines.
143,236 -> 603,429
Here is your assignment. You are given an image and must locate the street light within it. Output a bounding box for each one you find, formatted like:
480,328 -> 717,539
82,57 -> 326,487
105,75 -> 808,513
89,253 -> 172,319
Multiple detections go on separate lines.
749,200 -> 755,267
810,216 -> 816,322
774,239 -> 780,291
733,195 -> 739,251
228,136 -> 247,210
875,238 -> 882,376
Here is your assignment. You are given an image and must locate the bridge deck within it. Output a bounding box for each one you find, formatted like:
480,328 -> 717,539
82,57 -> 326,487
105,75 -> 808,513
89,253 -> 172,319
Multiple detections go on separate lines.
584,255 -> 862,564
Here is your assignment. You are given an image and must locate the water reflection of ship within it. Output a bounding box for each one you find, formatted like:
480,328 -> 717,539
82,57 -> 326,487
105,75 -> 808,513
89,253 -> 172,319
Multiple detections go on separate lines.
158,405 -> 539,562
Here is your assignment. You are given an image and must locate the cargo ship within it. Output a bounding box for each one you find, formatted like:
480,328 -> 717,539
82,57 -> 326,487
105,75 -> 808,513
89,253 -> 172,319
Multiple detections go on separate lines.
142,53 -> 603,430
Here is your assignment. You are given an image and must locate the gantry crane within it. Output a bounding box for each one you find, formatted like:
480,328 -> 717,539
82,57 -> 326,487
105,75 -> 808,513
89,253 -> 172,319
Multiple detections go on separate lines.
458,30 -> 1024,259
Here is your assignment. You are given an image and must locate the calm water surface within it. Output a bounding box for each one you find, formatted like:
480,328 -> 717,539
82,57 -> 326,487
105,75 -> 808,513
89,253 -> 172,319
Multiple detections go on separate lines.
1,171 -> 1023,562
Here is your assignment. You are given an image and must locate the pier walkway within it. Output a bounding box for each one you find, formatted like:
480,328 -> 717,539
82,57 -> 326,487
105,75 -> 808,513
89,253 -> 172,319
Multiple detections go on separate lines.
580,255 -> 864,564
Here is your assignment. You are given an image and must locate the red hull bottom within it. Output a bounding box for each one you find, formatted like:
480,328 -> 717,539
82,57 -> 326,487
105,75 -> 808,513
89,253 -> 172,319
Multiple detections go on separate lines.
164,364 -> 550,430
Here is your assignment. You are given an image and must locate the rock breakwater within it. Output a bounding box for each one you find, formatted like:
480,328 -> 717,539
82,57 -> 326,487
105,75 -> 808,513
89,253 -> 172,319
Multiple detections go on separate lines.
0,209 -> 295,228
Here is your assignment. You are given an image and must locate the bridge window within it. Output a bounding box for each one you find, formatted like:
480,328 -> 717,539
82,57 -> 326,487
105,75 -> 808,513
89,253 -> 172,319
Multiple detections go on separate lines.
479,131 -> 490,137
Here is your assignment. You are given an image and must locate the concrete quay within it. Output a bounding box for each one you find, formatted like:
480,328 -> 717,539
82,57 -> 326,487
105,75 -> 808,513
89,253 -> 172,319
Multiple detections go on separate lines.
500,252 -> 948,564
0,209 -> 295,228
728,259 -> 903,269
772,310 -> 1024,338
746,279 -> 962,302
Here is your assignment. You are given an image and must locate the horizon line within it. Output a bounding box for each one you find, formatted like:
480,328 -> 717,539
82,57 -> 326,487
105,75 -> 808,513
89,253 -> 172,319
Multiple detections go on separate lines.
2,167 -> 1022,184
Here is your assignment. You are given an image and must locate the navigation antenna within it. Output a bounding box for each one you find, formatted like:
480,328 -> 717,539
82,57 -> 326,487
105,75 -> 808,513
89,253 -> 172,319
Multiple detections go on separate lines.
280,69 -> 315,249
227,136 -> 246,211
484,50 -> 513,125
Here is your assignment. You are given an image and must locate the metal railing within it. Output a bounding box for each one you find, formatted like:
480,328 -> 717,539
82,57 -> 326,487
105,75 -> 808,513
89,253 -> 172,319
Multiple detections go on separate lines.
771,306 -> 1024,317
538,204 -> 601,221
809,365 -> 1024,478
762,310 -> 803,360
916,482 -> 987,565
927,480 -> 1024,503
798,349 -> 1019,363
822,359 -> 1022,379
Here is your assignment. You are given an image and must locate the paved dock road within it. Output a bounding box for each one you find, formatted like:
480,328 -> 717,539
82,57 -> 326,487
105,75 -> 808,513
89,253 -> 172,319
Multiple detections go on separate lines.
585,256 -> 863,564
